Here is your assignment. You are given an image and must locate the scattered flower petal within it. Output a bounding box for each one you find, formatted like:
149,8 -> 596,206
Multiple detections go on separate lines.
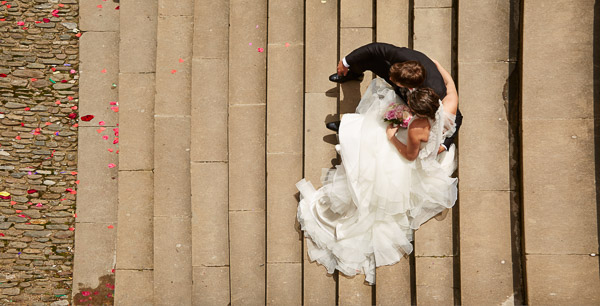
99,121 -> 105,125
81,115 -> 94,121
108,163 -> 116,168
102,135 -> 109,140
107,225 -> 114,229
171,69 -> 177,74
179,58 -> 184,63
258,48 -> 264,53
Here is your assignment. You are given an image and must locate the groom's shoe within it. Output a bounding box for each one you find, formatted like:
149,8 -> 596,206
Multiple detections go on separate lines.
326,120 -> 341,132
329,72 -> 364,83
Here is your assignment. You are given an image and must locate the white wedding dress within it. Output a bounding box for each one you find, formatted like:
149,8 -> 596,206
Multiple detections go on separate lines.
296,78 -> 458,284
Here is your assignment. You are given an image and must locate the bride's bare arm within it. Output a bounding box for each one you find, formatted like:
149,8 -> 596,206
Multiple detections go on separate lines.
431,59 -> 458,115
387,123 -> 423,161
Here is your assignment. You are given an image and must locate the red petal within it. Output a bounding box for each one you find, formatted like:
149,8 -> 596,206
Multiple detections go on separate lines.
81,115 -> 94,121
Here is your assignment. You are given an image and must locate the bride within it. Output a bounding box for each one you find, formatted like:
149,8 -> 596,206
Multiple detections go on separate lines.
296,61 -> 458,285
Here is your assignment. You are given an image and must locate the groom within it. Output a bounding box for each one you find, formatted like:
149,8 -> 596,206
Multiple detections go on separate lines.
328,42 -> 463,153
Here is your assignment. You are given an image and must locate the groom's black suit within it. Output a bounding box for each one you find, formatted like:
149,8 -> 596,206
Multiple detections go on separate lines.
343,42 -> 462,150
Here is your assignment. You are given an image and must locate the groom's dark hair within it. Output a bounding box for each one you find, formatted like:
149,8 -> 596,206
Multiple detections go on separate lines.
389,61 -> 426,88
408,88 -> 439,120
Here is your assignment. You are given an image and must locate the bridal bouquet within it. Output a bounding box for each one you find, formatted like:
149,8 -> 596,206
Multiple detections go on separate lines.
383,102 -> 412,128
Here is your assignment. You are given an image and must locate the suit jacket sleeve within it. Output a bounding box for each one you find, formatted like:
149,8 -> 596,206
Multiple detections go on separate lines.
344,43 -> 395,72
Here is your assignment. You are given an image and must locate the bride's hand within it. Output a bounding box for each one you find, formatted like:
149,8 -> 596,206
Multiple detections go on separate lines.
386,124 -> 399,140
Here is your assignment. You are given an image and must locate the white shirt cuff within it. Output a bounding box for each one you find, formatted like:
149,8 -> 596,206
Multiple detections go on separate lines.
342,57 -> 350,68
441,144 -> 448,151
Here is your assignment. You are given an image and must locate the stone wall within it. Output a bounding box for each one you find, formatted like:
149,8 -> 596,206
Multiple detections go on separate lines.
0,0 -> 79,304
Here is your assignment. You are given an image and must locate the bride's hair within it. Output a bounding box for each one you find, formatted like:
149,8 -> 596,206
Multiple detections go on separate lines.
408,88 -> 439,120
389,61 -> 426,88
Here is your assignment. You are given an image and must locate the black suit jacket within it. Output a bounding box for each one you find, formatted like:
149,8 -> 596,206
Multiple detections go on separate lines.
345,42 -> 462,149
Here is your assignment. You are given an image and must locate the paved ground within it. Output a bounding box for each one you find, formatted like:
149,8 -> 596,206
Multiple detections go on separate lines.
47,0 -> 600,305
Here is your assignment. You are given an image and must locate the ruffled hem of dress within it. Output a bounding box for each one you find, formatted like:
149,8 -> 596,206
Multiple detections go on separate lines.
296,179 -> 416,285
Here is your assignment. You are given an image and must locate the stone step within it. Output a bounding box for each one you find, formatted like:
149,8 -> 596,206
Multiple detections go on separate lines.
228,0 -> 268,304
412,0 -> 455,304
113,0 -> 157,304
338,1 -> 374,305
522,1 -> 599,303
265,1 -> 305,304
374,1 -> 412,304
303,0 -> 339,303
190,0 -> 230,304
72,1 -> 120,300
152,0 -> 194,304
457,0 -> 517,304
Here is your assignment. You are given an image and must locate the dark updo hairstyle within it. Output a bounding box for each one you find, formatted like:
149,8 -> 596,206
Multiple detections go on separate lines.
389,61 -> 426,88
407,88 -> 439,120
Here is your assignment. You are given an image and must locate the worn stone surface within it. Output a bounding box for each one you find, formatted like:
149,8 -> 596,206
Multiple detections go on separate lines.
192,266 -> 230,306
119,0 -> 157,73
266,263 -> 302,306
228,105 -> 266,211
116,171 -> 153,270
229,211 -> 266,305
376,0 -> 409,47
117,73 -> 154,171
114,270 -> 153,306
191,163 -> 229,267
526,254 -> 600,305
416,257 -> 455,304
376,260 -> 411,305
153,216 -> 192,306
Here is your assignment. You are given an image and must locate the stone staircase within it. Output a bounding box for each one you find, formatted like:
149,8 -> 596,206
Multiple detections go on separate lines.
71,0 -> 600,305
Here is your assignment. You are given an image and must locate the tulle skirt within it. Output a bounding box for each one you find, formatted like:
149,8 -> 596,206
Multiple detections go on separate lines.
296,78 -> 457,284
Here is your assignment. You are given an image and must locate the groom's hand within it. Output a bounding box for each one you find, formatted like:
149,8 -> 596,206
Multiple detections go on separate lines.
337,60 -> 348,76
437,145 -> 446,154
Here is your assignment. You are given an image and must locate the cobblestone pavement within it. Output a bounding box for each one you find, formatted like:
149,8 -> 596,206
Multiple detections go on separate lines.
0,0 -> 80,304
